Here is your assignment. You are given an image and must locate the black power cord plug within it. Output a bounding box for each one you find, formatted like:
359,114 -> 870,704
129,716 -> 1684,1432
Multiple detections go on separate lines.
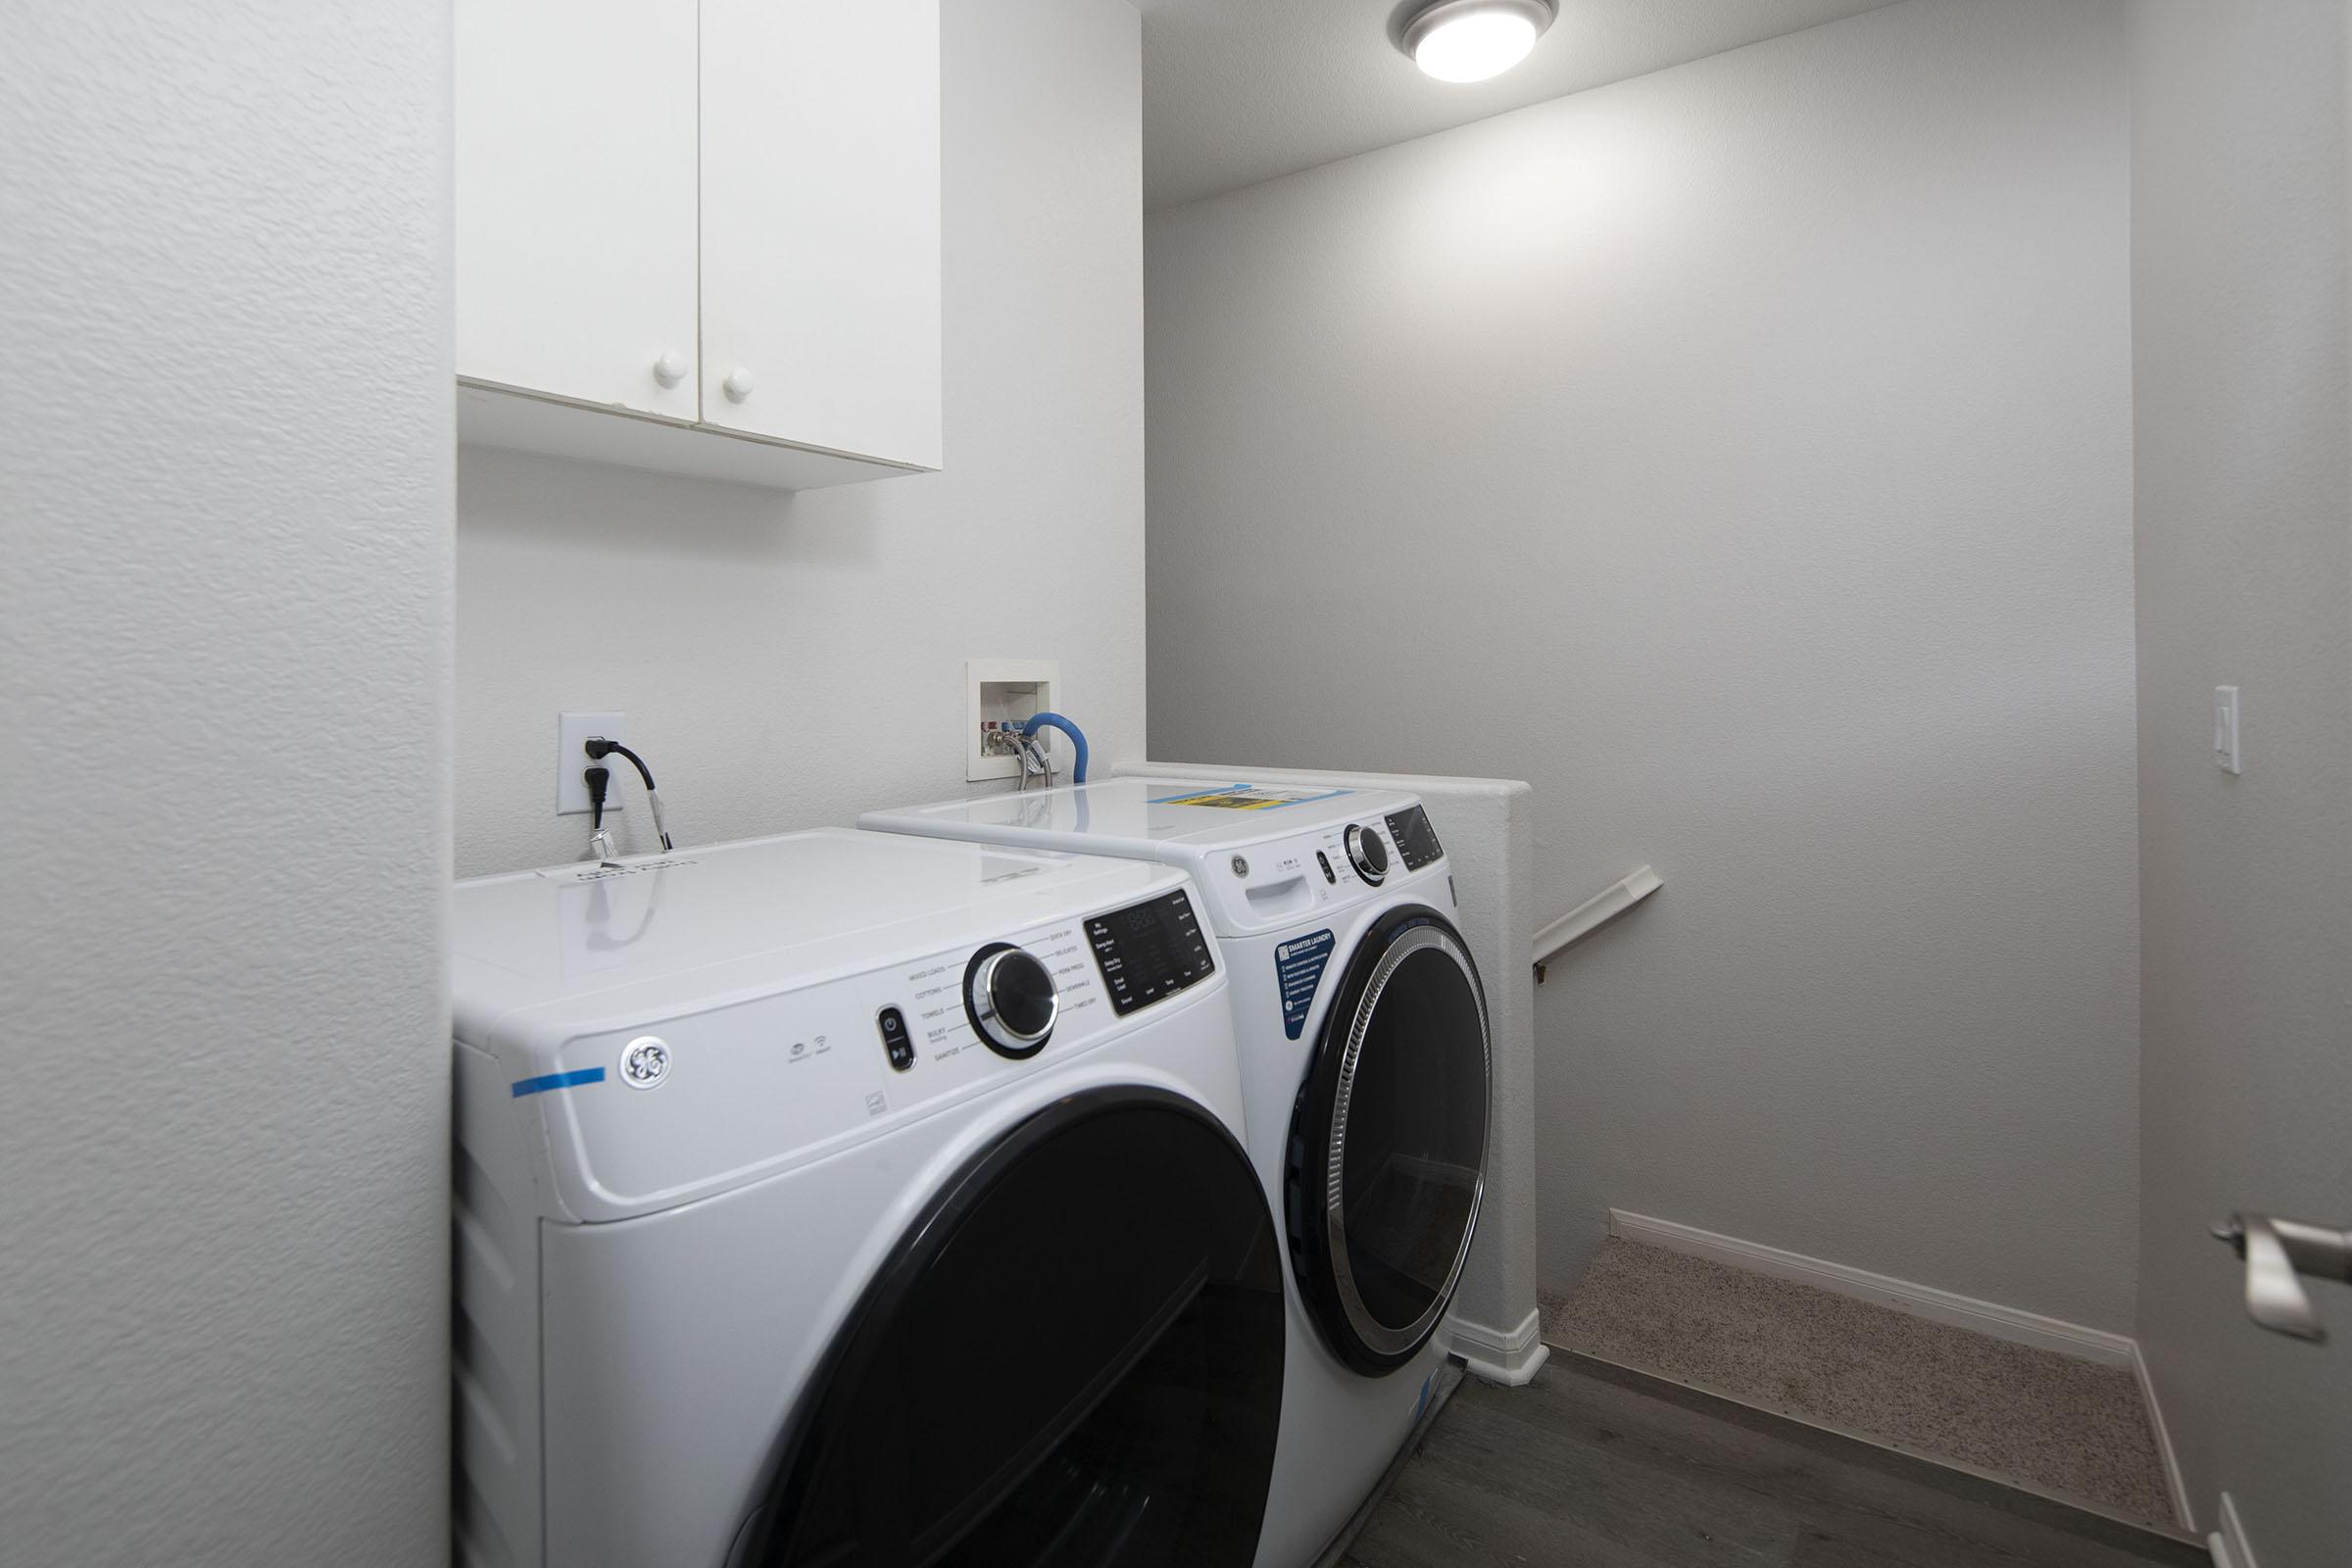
584,736 -> 652,787
585,764 -> 611,829
582,764 -> 616,861
583,737 -> 673,853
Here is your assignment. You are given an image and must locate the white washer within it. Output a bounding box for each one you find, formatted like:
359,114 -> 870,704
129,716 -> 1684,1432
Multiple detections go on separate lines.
452,829 -> 1288,1568
859,782 -> 1493,1568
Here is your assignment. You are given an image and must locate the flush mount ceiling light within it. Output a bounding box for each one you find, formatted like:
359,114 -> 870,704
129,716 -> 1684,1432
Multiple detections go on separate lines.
1399,0 -> 1555,83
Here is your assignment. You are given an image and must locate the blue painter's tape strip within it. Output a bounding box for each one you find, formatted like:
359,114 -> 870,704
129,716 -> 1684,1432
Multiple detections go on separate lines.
512,1066 -> 606,1099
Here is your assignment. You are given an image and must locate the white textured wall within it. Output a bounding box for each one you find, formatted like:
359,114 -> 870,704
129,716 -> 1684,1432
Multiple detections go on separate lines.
2129,2 -> 2351,1556
0,6 -> 452,1565
1146,0 -> 2142,1327
456,0 -> 1144,876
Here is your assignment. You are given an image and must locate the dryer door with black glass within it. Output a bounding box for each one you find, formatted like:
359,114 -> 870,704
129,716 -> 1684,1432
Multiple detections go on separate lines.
1286,906 -> 1492,1375
742,1086 -> 1286,1568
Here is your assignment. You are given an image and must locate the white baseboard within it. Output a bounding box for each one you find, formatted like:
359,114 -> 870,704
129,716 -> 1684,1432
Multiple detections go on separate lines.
2207,1492 -> 2257,1568
2132,1343 -> 2197,1534
1606,1210 -> 2138,1369
1448,1305 -> 1551,1387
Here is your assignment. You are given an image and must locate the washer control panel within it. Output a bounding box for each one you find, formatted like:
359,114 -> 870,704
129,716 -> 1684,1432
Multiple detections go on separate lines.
1382,805 -> 1445,873
1184,796 -> 1451,936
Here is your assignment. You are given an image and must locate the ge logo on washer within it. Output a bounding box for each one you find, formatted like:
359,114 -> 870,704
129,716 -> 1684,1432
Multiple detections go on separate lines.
620,1036 -> 670,1089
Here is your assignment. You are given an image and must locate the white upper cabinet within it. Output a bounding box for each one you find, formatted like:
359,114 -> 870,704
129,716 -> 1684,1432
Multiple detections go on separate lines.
701,0 -> 943,470
456,0 -> 700,420
455,0 -> 942,489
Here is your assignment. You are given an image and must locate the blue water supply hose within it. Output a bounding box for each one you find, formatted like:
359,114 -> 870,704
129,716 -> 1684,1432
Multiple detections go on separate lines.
1016,711 -> 1089,784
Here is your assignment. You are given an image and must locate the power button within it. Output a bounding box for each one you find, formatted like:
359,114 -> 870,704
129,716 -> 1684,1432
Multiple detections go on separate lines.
876,1006 -> 915,1072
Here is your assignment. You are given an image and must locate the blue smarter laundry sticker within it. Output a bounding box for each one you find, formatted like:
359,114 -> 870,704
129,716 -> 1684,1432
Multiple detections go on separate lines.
1275,930 -> 1337,1041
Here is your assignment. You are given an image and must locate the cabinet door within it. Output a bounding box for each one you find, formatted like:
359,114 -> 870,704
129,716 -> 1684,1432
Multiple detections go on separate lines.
700,0 -> 942,468
457,0 -> 700,419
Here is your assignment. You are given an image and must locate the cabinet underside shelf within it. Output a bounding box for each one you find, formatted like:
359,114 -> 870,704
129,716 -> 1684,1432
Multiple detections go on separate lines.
457,380 -> 934,492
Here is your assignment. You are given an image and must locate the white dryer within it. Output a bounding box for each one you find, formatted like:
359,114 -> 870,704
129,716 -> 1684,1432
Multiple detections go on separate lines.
452,828 -> 1287,1568
859,782 -> 1493,1568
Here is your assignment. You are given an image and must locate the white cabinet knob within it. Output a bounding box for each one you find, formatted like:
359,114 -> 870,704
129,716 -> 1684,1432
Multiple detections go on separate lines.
722,367 -> 757,403
651,351 -> 688,388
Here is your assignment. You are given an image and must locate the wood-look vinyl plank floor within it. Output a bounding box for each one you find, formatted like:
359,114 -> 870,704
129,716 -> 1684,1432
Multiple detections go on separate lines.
1336,1355 -> 2207,1568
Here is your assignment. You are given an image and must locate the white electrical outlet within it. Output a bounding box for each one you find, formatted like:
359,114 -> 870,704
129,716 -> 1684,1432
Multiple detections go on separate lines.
966,660 -> 1058,782
558,710 -> 627,813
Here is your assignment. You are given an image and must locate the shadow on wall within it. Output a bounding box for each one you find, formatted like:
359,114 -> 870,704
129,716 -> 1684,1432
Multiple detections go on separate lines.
457,442 -> 895,571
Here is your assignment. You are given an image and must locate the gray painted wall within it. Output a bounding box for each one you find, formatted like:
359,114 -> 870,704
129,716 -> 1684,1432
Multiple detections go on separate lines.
456,0 -> 1145,877
2128,2 -> 2352,1557
1145,0 -> 2143,1328
0,6 -> 452,1564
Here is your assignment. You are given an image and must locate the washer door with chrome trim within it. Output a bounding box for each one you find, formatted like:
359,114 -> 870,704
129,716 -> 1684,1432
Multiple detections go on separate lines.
1285,906 -> 1492,1375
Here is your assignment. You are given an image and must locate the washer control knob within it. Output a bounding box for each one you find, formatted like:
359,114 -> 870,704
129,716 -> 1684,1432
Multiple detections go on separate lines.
1345,823 -> 1390,886
967,945 -> 1059,1057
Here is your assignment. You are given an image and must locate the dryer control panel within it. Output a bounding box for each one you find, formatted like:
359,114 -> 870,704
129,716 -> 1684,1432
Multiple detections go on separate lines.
510,879 -> 1232,1221
1087,887 -> 1216,1015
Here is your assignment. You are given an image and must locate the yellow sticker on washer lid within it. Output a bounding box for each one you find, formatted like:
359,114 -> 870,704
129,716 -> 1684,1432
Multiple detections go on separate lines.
1151,785 -> 1354,810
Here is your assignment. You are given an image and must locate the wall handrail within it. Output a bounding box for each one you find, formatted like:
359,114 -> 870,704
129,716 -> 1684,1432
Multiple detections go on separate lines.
1532,865 -> 1662,981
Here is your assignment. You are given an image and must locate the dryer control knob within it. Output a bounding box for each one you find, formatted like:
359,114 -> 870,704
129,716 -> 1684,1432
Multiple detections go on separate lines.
1346,823 -> 1390,886
967,945 -> 1059,1057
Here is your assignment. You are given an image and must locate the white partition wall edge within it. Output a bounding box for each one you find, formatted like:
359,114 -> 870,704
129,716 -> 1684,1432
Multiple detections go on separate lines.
1122,761 -> 1544,1384
3,8 -> 453,1561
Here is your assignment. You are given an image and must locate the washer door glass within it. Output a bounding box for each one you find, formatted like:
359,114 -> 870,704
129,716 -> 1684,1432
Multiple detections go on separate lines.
1288,906 -> 1491,1374
747,1087 -> 1285,1568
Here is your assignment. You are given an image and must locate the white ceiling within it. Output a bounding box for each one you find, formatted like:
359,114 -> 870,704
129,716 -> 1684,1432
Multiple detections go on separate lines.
1139,0 -> 1901,211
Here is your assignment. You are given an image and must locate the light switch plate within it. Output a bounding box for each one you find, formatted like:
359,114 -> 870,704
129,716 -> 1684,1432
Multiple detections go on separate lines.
2213,686 -> 2241,775
559,710 -> 627,813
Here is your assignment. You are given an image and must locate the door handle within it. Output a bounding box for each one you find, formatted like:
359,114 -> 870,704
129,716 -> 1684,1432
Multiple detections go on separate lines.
2211,1212 -> 2352,1343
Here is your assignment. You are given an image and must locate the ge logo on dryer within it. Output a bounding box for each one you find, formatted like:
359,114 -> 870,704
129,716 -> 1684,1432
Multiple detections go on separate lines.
620,1036 -> 671,1090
